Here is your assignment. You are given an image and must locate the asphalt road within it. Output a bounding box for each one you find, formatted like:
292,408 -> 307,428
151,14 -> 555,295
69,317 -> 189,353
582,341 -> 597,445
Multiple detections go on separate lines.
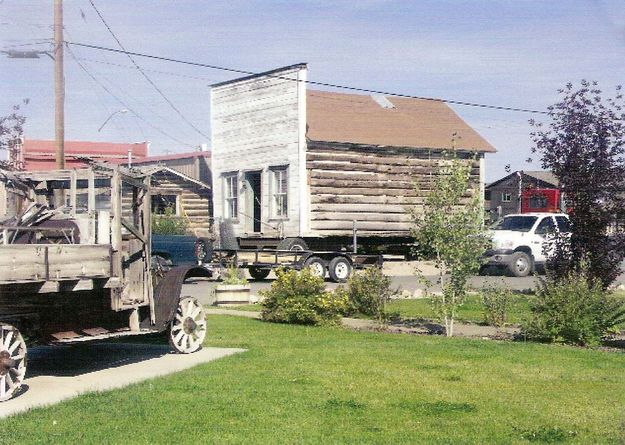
182,273 -> 547,306
182,266 -> 625,305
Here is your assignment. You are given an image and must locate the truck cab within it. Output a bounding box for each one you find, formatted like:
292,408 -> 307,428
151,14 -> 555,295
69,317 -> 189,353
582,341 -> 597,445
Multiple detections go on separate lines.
484,212 -> 570,277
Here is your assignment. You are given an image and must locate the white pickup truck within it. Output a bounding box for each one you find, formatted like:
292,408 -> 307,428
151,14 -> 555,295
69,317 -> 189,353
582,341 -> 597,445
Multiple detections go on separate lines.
484,212 -> 571,277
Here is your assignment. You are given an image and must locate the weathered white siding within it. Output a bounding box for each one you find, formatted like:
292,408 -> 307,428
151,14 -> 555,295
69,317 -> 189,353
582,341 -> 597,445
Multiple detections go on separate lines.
210,65 -> 308,238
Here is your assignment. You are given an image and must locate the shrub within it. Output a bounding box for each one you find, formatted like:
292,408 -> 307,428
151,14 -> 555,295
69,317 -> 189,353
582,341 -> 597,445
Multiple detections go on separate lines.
152,205 -> 189,235
260,268 -> 349,325
481,285 -> 513,327
340,267 -> 397,323
523,266 -> 625,346
221,264 -> 248,285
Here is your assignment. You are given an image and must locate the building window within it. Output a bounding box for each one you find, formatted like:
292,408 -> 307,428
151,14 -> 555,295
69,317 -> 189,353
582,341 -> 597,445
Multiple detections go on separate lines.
271,167 -> 288,218
529,194 -> 548,209
501,192 -> 512,202
152,194 -> 178,215
224,173 -> 238,219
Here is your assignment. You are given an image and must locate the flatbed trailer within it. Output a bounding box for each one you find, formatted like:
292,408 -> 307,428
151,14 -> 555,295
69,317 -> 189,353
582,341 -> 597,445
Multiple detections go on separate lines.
0,166 -> 209,401
205,246 -> 382,282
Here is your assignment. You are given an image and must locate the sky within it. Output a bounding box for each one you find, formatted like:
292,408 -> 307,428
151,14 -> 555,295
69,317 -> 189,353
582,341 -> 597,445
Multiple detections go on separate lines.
1,0 -> 624,181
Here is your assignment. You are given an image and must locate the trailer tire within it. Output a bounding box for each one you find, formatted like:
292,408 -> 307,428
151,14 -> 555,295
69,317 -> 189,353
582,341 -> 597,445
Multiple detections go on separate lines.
277,237 -> 308,251
249,267 -> 270,280
304,256 -> 326,278
328,256 -> 352,283
169,297 -> 206,354
0,323 -> 27,402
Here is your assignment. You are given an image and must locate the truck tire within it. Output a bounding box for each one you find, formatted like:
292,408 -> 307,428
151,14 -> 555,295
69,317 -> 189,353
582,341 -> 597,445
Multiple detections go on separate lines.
194,238 -> 213,262
304,256 -> 326,278
248,267 -> 270,280
277,237 -> 308,251
328,256 -> 352,283
508,252 -> 532,277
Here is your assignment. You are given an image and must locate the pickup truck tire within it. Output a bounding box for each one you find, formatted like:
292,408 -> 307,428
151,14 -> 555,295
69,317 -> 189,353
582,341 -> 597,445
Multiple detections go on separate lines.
508,252 -> 532,277
248,267 -> 270,280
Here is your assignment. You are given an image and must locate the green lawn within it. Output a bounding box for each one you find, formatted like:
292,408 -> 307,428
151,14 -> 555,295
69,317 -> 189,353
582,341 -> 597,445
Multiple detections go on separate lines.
388,294 -> 533,325
3,316 -> 625,444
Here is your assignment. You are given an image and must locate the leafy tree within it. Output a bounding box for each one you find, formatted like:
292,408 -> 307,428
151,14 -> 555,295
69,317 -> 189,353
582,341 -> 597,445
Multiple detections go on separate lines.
0,101 -> 28,170
409,151 -> 489,337
530,81 -> 625,288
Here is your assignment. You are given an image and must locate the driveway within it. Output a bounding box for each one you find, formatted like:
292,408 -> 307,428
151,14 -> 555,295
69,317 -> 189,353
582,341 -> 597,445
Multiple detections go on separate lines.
0,343 -> 244,419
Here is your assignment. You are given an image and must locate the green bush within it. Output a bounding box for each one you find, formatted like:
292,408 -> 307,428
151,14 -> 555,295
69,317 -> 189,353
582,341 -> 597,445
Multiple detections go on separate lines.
221,264 -> 248,285
340,267 -> 397,323
152,205 -> 189,235
523,268 -> 625,346
481,285 -> 513,327
260,268 -> 349,325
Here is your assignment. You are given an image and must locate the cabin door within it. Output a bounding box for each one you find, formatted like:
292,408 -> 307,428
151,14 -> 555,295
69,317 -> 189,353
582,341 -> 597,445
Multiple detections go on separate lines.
244,171 -> 262,233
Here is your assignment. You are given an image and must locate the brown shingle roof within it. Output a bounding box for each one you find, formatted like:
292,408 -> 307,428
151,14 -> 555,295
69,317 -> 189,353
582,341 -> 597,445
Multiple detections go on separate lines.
306,90 -> 496,153
524,171 -> 558,187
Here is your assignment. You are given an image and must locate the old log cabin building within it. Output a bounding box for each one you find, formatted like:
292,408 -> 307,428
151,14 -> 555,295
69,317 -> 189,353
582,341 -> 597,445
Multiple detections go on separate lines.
210,64 -> 496,251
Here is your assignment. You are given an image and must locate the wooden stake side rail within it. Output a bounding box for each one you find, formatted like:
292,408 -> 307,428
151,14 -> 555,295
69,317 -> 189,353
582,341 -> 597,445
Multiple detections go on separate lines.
0,244 -> 112,284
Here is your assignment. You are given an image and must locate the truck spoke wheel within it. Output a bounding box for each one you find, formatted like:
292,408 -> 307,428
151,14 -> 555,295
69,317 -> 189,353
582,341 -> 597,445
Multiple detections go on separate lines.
0,324 -> 27,402
169,297 -> 206,354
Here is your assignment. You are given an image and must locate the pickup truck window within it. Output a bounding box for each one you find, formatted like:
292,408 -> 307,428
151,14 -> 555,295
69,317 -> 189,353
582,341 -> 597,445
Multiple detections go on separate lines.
555,216 -> 571,233
535,217 -> 556,235
494,216 -> 538,232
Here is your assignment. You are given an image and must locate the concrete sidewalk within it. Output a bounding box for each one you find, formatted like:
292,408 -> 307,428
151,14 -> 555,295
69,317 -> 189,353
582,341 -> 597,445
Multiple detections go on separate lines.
0,343 -> 245,419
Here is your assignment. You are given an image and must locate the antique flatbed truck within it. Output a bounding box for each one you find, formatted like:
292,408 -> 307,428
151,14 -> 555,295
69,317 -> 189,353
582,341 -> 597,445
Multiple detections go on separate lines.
0,166 -> 210,401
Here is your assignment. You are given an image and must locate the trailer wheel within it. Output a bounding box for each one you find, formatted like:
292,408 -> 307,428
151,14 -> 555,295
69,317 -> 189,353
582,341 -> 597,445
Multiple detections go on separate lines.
277,237 -> 308,251
0,324 -> 27,402
249,267 -> 270,280
328,256 -> 352,283
169,297 -> 206,354
304,256 -> 326,278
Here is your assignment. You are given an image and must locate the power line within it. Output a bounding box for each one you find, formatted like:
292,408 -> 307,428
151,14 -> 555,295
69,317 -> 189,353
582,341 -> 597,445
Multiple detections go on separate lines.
65,42 -> 195,148
74,56 -> 219,82
87,0 -> 211,139
66,40 -> 549,116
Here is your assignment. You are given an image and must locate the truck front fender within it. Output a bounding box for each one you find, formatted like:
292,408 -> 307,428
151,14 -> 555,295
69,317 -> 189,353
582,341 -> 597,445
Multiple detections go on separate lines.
141,265 -> 212,332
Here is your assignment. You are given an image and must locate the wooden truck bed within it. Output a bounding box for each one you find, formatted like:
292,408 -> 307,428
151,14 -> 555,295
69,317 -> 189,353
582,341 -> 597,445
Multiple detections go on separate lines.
0,244 -> 112,284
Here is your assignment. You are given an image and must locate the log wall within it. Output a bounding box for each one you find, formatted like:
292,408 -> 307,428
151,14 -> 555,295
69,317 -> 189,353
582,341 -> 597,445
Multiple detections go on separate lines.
306,143 -> 482,236
149,170 -> 212,237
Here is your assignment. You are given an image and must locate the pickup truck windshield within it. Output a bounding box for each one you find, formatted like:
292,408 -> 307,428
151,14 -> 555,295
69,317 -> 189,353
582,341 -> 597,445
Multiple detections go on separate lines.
493,216 -> 538,232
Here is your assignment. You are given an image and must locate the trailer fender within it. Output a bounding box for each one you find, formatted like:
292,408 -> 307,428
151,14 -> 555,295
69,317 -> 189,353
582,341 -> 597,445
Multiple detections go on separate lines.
141,265 -> 212,332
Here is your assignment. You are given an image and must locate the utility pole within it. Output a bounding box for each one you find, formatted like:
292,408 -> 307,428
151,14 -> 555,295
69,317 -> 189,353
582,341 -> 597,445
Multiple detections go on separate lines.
54,0 -> 65,170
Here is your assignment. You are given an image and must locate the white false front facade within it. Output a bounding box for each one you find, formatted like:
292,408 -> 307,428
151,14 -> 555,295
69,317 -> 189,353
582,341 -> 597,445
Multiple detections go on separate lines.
210,64 -> 309,239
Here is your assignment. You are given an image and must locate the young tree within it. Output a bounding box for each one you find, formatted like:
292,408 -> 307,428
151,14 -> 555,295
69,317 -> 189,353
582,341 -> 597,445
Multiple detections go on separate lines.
0,101 -> 28,170
530,81 -> 625,288
409,151 -> 489,337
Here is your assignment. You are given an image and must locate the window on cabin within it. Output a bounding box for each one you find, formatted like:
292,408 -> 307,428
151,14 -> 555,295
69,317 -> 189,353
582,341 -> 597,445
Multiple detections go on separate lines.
152,194 -> 179,216
224,173 -> 238,219
271,167 -> 288,219
501,192 -> 512,202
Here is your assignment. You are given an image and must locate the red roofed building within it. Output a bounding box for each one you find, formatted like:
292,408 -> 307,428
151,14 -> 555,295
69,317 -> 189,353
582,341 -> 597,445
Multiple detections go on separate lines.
16,139 -> 150,170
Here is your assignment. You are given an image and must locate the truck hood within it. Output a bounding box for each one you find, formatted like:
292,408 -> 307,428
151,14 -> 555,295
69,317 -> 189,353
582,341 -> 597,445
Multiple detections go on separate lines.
489,230 -> 527,250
